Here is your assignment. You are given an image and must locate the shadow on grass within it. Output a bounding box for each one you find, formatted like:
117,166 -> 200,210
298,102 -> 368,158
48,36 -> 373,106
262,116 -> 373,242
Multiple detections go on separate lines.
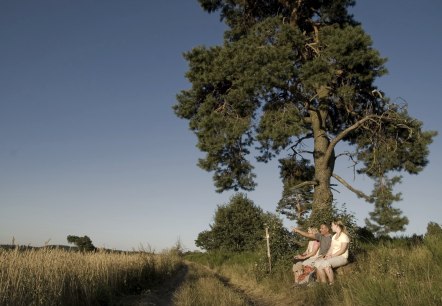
113,264 -> 189,306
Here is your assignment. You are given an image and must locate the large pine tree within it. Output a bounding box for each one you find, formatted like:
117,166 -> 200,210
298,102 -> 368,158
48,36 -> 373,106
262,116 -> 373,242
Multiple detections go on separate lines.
174,0 -> 436,227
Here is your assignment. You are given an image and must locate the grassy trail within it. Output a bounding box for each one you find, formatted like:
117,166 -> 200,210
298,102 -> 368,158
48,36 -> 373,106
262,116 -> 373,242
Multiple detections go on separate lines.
113,264 -> 189,306
116,261 -> 279,306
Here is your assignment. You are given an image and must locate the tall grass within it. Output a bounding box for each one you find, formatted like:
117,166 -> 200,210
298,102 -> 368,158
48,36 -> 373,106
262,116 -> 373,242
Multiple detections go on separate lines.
323,239 -> 442,306
0,247 -> 182,305
185,237 -> 442,305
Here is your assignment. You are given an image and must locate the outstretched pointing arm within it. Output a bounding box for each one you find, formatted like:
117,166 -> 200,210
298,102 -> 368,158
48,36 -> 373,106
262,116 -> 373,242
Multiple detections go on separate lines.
292,228 -> 316,240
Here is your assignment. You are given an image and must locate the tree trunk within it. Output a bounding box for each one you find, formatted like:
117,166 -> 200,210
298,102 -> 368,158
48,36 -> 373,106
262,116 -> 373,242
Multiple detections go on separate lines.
310,110 -> 335,222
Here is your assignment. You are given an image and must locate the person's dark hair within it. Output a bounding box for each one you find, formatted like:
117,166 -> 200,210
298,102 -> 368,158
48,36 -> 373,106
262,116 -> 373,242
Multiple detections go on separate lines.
320,223 -> 330,230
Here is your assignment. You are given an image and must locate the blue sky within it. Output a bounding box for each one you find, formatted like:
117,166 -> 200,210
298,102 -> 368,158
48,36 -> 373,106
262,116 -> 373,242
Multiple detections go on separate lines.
1,0 -> 441,251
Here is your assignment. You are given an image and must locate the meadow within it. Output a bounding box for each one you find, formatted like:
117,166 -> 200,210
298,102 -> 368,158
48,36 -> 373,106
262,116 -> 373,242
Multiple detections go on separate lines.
0,246 -> 182,306
1,233 -> 441,305
184,235 -> 442,305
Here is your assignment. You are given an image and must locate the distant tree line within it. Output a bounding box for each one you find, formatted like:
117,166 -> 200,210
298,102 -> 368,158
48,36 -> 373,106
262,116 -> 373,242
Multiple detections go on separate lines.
67,235 -> 96,252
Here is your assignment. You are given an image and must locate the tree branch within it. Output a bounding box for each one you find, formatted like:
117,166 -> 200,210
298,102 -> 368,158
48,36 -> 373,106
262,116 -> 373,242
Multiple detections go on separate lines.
332,173 -> 372,201
324,112 -> 402,165
335,151 -> 359,179
290,180 -> 318,191
290,133 -> 313,156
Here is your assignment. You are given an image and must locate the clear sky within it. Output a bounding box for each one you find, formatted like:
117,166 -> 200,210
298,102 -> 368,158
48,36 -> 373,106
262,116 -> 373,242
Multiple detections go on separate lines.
1,0 -> 441,251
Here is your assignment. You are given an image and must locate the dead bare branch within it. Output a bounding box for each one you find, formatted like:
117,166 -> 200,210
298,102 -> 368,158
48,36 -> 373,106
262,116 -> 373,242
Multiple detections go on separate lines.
324,110 -> 412,166
332,173 -> 373,202
290,133 -> 314,156
290,180 -> 318,190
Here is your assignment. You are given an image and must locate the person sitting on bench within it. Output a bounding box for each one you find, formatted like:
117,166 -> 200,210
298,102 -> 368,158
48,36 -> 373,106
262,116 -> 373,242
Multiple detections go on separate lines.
314,220 -> 350,285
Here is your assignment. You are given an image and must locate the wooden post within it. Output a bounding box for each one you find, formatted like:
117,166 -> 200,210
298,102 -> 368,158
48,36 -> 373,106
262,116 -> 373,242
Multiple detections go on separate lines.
265,226 -> 271,273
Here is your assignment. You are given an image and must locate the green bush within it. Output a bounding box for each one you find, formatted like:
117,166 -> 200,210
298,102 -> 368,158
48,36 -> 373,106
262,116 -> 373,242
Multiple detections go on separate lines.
195,193 -> 266,252
424,235 -> 442,263
426,221 -> 442,237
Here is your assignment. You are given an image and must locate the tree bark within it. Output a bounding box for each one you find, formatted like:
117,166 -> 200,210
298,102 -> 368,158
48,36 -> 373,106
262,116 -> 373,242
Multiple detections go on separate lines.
310,109 -> 335,219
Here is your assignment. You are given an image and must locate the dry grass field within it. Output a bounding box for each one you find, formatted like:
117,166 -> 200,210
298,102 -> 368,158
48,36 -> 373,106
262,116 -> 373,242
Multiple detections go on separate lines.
0,246 -> 182,305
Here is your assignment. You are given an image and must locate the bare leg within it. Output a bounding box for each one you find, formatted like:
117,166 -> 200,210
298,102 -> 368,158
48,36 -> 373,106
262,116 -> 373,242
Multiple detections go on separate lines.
293,263 -> 302,283
316,268 -> 327,283
324,266 -> 334,284
294,270 -> 301,283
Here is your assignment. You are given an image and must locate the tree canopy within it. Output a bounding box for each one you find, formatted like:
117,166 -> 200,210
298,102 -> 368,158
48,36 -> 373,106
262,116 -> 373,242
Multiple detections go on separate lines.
67,235 -> 96,252
426,222 -> 442,238
195,193 -> 295,263
195,193 -> 266,251
174,0 -> 437,228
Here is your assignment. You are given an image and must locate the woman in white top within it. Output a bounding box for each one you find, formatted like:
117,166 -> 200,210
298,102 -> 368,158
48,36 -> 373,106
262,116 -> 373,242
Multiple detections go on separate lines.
315,220 -> 350,284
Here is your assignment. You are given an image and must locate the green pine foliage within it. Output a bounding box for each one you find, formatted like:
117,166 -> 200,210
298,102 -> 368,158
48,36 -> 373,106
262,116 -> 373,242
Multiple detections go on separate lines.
175,0 -> 437,231
277,157 -> 315,224
365,176 -> 409,236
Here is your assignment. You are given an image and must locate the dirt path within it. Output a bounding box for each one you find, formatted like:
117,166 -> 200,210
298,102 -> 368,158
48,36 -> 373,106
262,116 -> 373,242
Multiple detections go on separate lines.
195,263 -> 275,306
114,261 -> 280,306
113,264 -> 188,306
